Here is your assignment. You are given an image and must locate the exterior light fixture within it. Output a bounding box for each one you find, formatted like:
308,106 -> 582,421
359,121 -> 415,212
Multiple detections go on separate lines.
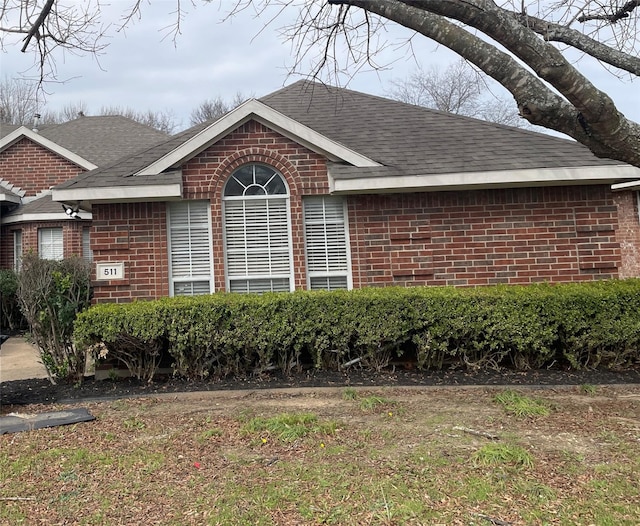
61,203 -> 81,219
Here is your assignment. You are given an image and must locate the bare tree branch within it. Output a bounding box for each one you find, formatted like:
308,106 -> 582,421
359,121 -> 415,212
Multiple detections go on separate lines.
20,0 -> 54,52
577,0 -> 640,23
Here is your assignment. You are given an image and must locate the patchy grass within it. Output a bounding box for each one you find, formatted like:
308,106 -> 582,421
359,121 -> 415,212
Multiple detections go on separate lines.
580,383 -> 598,395
1,386 -> 639,525
493,389 -> 552,417
341,388 -> 395,412
241,412 -> 338,443
472,442 -> 534,468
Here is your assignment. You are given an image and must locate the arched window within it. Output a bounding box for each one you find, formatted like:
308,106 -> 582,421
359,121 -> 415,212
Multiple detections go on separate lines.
223,164 -> 293,293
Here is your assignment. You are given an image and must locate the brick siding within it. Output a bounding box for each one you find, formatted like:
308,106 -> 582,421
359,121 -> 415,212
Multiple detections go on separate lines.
348,186 -> 625,287
0,139 -> 83,196
90,202 -> 169,303
613,190 -> 640,278
0,137 -> 87,265
0,221 -> 87,268
81,121 -> 640,302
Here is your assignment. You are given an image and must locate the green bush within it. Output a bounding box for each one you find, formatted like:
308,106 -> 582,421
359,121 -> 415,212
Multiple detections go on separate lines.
0,268 -> 26,332
17,254 -> 92,384
73,280 -> 640,382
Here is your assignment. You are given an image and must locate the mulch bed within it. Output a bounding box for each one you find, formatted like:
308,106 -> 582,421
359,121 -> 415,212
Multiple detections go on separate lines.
2,365 -> 639,407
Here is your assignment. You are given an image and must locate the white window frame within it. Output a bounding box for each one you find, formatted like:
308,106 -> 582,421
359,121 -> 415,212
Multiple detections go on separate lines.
303,196 -> 352,291
13,230 -> 22,270
167,200 -> 214,296
223,164 -> 294,293
38,227 -> 63,261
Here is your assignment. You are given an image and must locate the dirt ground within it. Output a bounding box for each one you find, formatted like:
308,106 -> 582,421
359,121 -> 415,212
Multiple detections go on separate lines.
1,384 -> 639,525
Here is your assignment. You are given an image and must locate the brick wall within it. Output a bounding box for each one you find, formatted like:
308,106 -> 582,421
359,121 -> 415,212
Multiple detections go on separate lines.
0,139 -> 83,196
87,120 -> 640,302
613,190 -> 640,278
90,202 -> 169,302
0,221 -> 87,268
348,185 -> 624,287
0,137 -> 87,268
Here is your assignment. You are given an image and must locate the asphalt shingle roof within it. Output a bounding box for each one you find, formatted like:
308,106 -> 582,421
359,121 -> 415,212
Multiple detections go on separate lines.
260,81 -> 621,178
2,116 -> 169,167
0,123 -> 21,138
36,116 -> 169,166
55,81 -> 627,193
54,122 -> 209,191
3,194 -> 70,216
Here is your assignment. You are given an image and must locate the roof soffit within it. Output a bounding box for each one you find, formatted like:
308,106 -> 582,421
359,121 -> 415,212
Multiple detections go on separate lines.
135,99 -> 381,176
0,127 -> 97,170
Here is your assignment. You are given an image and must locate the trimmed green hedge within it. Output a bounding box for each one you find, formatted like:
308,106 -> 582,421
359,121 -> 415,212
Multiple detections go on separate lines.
74,280 -> 640,383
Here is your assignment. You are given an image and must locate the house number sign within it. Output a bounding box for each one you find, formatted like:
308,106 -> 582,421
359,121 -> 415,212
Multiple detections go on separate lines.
96,262 -> 125,281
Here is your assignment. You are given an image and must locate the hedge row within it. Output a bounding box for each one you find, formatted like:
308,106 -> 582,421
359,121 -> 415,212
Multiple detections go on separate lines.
74,280 -> 640,382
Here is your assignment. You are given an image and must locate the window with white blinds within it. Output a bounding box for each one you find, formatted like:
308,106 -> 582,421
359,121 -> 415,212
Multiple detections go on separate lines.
38,227 -> 63,261
223,165 -> 293,293
13,230 -> 22,270
304,196 -> 351,291
82,227 -> 93,263
167,201 -> 213,296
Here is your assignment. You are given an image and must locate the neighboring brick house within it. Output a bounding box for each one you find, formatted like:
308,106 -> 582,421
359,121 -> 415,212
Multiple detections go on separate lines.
0,117 -> 168,270
50,81 -> 640,303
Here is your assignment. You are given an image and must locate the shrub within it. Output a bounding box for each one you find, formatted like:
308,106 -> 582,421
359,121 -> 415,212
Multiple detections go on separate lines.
17,254 -> 92,384
0,268 -> 26,332
75,300 -> 168,383
73,279 -> 640,383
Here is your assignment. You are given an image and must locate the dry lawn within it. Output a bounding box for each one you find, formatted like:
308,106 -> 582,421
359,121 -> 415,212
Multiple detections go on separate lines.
1,385 -> 639,525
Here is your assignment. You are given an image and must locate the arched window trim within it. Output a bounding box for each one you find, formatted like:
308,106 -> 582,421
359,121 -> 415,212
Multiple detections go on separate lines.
223,163 -> 289,200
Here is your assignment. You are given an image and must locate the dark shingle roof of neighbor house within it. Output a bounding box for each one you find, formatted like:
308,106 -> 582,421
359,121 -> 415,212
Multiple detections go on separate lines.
1,116 -> 169,167
3,194 -> 76,216
0,123 -> 21,137
55,80 -> 628,193
54,121 -> 210,191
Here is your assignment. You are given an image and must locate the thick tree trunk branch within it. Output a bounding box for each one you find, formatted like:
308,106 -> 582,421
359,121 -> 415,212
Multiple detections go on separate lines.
519,14 -> 640,76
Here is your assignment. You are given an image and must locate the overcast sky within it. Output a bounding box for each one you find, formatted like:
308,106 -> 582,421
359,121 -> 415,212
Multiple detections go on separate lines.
3,1 -> 638,133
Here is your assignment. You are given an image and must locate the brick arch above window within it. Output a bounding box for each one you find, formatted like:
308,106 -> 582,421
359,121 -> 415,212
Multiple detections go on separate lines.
205,148 -> 302,199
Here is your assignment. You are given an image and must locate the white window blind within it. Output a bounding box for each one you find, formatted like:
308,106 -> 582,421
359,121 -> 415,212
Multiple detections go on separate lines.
13,230 -> 22,270
225,198 -> 292,292
168,201 -> 213,296
304,196 -> 351,291
38,227 -> 63,261
82,227 -> 93,262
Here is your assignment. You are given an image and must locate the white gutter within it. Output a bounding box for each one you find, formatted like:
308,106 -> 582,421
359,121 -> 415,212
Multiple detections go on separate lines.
330,164 -> 640,193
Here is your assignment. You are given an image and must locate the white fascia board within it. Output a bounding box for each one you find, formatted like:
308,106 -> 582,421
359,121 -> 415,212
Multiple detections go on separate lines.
1,211 -> 93,225
0,193 -> 21,204
0,127 -> 98,170
51,183 -> 183,203
136,99 -> 380,176
611,180 -> 640,191
330,164 -> 640,193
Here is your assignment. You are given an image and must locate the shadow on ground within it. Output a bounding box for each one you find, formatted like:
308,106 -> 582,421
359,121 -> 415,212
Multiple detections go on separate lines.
2,366 -> 639,407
